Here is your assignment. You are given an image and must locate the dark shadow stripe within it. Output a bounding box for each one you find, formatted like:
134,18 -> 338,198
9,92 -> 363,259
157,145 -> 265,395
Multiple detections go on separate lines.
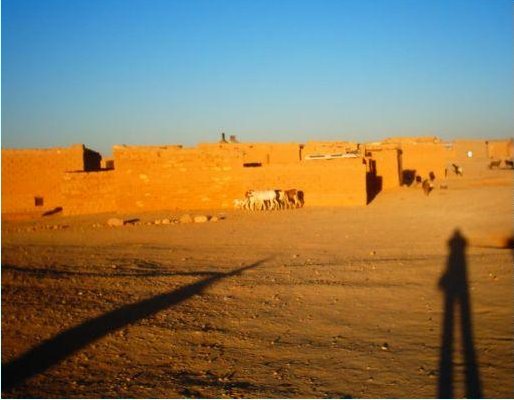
2,260 -> 267,392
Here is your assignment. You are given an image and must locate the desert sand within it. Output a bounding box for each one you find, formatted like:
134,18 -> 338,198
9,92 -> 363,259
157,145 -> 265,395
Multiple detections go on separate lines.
1,167 -> 512,398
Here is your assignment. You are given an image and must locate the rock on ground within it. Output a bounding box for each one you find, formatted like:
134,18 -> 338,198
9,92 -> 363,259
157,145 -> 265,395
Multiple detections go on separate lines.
194,215 -> 209,223
106,218 -> 124,227
179,214 -> 193,224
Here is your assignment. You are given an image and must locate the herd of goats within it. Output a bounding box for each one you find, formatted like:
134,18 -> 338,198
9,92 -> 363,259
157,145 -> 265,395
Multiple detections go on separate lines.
233,189 -> 305,211
233,158 -> 513,209
417,158 -> 513,196
488,159 -> 514,169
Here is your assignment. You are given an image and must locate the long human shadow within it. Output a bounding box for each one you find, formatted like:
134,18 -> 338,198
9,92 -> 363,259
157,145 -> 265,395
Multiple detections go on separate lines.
437,230 -> 482,398
2,259 -> 267,392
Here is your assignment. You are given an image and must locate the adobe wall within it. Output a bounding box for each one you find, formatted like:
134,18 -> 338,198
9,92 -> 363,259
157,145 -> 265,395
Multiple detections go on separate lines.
487,139 -> 513,159
11,137 -> 489,216
245,159 -> 367,207
113,144 -> 366,212
113,144 -> 239,211
363,138 -> 450,182
198,142 -> 301,165
398,142 -> 449,181
365,148 -> 401,189
1,144 -> 90,213
451,140 -> 488,161
61,170 -> 117,216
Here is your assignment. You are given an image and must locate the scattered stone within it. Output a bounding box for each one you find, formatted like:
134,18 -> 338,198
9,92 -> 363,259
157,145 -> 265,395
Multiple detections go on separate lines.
161,218 -> 171,225
370,250 -> 376,256
107,218 -> 124,227
179,214 -> 193,224
210,216 -> 219,222
194,215 -> 208,223
154,219 -> 162,225
381,342 -> 389,350
201,323 -> 214,332
271,336 -> 281,345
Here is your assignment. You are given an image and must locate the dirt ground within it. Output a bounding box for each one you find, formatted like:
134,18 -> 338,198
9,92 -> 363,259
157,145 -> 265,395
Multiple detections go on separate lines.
1,166 -> 512,398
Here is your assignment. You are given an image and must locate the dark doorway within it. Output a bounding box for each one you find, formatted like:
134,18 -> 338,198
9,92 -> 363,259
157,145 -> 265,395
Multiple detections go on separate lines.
401,169 -> 417,186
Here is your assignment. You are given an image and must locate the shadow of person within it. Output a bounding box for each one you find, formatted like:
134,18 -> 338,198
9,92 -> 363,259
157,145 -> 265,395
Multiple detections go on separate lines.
437,230 -> 482,398
2,259 -> 268,393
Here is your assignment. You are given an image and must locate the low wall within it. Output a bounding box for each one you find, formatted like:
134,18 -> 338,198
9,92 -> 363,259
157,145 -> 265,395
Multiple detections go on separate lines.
487,139 -> 513,159
61,170 -> 117,215
197,142 -> 301,165
244,158 -> 367,207
113,145 -> 366,212
451,140 -> 488,161
368,149 -> 400,189
400,142 -> 448,181
2,145 -> 89,213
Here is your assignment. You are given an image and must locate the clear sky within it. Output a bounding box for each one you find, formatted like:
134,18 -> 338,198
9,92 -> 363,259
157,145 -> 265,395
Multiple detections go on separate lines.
2,0 -> 513,155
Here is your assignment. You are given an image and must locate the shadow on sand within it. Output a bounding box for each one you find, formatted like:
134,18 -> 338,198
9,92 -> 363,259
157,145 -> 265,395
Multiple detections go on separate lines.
2,259 -> 267,393
365,159 -> 383,204
437,230 -> 482,398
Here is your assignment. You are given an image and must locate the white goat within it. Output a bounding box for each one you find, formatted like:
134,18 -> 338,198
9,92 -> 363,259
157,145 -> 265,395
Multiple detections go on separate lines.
233,198 -> 250,210
246,190 -> 280,211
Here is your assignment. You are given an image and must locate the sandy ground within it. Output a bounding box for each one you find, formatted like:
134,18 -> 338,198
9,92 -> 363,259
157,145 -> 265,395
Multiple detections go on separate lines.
1,167 -> 512,398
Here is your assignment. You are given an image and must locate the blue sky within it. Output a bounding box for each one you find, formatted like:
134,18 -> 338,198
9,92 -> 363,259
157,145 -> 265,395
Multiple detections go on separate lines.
2,0 -> 513,155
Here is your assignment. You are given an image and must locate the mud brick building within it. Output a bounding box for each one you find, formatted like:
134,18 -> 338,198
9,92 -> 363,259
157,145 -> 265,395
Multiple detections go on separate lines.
362,143 -> 402,191
486,139 -> 513,160
379,137 -> 450,182
2,137 -> 511,216
1,144 -> 101,214
452,139 -> 489,160
112,142 -> 367,212
361,137 -> 452,189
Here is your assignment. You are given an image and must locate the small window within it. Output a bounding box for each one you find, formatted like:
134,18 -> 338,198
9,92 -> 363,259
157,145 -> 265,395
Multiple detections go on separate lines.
243,162 -> 262,167
34,196 -> 44,207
